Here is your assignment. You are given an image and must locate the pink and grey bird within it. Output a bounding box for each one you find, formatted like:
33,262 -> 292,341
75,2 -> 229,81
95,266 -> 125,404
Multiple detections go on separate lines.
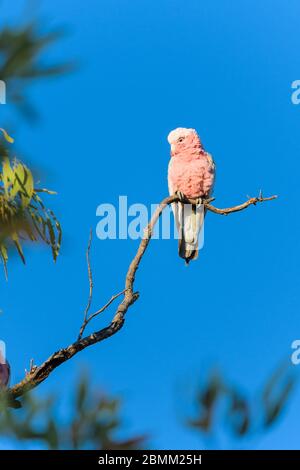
167,128 -> 215,263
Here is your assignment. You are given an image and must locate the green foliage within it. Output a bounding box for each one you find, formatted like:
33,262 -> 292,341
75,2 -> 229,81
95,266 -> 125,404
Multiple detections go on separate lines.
0,366 -> 296,450
0,375 -> 147,450
187,364 -> 297,443
0,16 -> 69,275
0,130 -> 62,277
0,21 -> 73,119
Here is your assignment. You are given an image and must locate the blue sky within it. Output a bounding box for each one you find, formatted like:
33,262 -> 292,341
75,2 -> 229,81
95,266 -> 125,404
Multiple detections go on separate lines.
1,0 -> 300,449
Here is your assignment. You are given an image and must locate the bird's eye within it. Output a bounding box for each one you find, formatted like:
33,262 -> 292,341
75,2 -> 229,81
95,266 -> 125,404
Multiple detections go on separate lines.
178,137 -> 184,143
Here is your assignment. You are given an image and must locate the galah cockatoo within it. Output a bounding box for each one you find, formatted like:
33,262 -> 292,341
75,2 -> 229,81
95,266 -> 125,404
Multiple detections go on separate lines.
168,128 -> 215,263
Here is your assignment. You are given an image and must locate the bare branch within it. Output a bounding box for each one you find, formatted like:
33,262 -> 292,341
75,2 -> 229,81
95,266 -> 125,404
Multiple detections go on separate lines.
7,192 -> 277,404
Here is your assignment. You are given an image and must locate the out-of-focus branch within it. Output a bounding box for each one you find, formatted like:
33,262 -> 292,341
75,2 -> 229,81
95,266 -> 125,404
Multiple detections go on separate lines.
7,192 -> 277,406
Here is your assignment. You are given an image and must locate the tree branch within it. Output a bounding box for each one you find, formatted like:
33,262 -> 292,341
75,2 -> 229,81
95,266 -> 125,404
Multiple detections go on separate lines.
6,192 -> 277,405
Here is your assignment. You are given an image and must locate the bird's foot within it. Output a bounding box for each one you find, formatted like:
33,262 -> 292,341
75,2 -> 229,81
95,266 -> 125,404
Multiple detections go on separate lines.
175,190 -> 186,202
196,197 -> 203,205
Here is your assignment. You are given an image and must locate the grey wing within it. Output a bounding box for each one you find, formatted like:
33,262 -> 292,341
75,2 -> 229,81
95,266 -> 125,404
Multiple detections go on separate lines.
206,152 -> 216,197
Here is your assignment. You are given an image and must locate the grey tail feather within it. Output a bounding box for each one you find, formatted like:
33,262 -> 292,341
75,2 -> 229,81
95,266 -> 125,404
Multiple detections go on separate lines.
178,203 -> 199,264
178,238 -> 199,265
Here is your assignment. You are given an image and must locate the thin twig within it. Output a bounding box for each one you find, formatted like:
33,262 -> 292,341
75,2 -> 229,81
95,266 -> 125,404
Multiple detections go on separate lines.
7,191 -> 277,404
87,290 -> 127,324
78,289 -> 126,340
204,194 -> 277,215
78,230 -> 94,339
78,230 -> 126,339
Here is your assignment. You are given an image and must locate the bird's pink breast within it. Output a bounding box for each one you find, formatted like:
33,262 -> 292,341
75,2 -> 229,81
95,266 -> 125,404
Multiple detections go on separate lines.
168,152 -> 214,198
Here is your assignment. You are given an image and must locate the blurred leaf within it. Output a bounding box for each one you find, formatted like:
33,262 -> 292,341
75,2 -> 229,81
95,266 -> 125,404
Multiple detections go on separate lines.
187,372 -> 223,433
264,392 -> 289,427
12,232 -> 25,264
45,419 -> 59,450
197,373 -> 223,410
0,129 -> 14,144
226,390 -> 250,436
76,376 -> 88,414
262,366 -> 296,428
